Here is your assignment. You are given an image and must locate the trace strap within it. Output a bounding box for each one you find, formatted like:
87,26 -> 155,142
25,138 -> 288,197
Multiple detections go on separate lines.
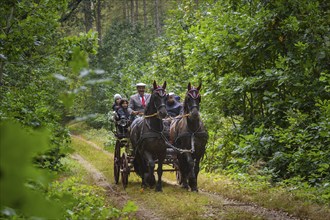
160,132 -> 195,154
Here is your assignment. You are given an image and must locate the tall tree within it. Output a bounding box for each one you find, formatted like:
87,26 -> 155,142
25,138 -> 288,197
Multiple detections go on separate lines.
135,0 -> 139,25
83,0 -> 93,32
155,0 -> 160,35
130,0 -> 134,26
96,0 -> 102,44
143,0 -> 147,27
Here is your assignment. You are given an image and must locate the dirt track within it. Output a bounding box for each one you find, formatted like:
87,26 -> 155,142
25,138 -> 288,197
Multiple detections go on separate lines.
71,135 -> 301,220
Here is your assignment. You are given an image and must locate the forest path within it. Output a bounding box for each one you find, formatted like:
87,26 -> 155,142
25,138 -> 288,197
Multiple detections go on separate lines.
71,135 -> 300,220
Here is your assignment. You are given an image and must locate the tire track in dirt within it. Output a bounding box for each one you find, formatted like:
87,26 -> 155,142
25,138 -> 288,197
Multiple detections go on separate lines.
71,134 -> 301,220
199,190 -> 299,220
70,152 -> 164,220
163,179 -> 299,220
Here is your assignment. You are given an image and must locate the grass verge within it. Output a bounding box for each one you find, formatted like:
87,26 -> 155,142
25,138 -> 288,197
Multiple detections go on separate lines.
49,157 -> 136,219
68,122 -> 330,220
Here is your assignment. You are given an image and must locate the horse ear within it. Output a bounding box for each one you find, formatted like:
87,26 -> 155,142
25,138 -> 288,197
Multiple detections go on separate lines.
163,81 -> 167,89
188,82 -> 191,91
197,82 -> 202,91
153,80 -> 157,90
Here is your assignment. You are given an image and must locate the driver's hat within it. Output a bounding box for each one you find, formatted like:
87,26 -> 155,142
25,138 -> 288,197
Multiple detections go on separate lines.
135,82 -> 146,87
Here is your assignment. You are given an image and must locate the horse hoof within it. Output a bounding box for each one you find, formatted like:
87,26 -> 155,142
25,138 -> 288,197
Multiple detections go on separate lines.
181,185 -> 189,190
191,187 -> 198,192
155,187 -> 163,192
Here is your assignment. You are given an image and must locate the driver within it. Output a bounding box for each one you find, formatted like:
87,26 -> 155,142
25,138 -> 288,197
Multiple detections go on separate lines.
128,82 -> 150,119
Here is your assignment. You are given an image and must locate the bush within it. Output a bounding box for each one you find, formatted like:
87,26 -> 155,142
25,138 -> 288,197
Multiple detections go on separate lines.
86,113 -> 108,129
48,177 -> 137,219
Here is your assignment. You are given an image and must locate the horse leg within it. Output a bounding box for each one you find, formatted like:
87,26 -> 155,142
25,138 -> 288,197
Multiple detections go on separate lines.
178,154 -> 189,189
186,153 -> 198,192
143,151 -> 156,188
141,174 -> 147,189
156,158 -> 164,192
188,159 -> 200,192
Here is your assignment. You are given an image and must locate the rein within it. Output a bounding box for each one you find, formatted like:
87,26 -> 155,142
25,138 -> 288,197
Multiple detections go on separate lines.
144,113 -> 158,118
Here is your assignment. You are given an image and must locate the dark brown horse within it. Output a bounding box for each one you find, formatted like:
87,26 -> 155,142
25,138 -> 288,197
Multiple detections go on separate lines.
130,80 -> 168,191
170,82 -> 208,191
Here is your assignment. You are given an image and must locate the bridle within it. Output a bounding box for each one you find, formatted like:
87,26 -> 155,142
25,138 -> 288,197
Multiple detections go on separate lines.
186,88 -> 201,111
144,86 -> 167,118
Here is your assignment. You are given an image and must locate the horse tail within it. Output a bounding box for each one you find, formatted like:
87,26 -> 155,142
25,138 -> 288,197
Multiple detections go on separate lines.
133,150 -> 146,178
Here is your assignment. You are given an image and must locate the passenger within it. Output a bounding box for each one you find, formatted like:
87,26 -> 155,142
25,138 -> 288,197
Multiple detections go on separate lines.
112,94 -> 122,111
166,92 -> 183,117
115,98 -> 130,138
128,82 -> 151,119
117,99 -> 130,121
174,95 -> 181,102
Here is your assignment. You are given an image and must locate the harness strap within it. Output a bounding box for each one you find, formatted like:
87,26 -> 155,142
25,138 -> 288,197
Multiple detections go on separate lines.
137,132 -> 162,146
176,131 -> 208,139
160,132 -> 194,154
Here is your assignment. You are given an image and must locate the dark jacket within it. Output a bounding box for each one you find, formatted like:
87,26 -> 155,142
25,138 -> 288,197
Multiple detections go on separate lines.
166,100 -> 183,117
117,107 -> 130,120
112,103 -> 120,111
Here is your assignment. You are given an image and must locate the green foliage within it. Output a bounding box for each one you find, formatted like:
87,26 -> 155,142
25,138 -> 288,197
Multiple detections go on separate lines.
148,0 -> 330,189
0,121 -> 62,219
1,0 -> 100,168
85,113 -> 108,129
70,21 -> 160,129
48,177 -> 137,219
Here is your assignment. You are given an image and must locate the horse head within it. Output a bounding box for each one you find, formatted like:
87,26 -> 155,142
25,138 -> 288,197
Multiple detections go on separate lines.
146,80 -> 168,119
184,82 -> 202,120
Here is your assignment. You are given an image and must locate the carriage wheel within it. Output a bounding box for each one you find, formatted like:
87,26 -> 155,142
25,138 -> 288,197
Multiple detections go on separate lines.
121,152 -> 129,188
176,170 -> 183,185
174,161 -> 182,185
113,140 -> 121,184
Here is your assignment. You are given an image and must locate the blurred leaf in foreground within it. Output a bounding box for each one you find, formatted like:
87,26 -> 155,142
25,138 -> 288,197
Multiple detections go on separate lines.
0,121 -> 62,219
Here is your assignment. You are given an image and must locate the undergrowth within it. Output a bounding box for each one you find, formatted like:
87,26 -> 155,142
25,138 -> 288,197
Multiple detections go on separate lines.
47,157 -> 137,220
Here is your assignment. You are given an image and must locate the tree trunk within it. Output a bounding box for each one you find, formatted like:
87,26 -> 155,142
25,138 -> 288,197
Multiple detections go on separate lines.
0,7 -> 14,86
130,0 -> 134,27
123,0 -> 127,21
0,61 -> 3,86
154,0 -> 160,35
126,0 -> 130,23
96,0 -> 102,45
143,0 -> 147,27
135,0 -> 138,25
83,0 -> 93,33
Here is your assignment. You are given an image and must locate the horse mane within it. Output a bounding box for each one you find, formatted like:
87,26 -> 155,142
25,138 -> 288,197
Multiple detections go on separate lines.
183,95 -> 190,114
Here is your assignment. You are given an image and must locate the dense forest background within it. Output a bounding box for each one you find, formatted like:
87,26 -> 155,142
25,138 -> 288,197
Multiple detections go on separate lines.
1,0 -> 329,218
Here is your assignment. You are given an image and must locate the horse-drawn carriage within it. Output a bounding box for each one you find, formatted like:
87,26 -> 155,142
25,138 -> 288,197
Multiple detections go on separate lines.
113,81 -> 208,191
113,116 -> 181,189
